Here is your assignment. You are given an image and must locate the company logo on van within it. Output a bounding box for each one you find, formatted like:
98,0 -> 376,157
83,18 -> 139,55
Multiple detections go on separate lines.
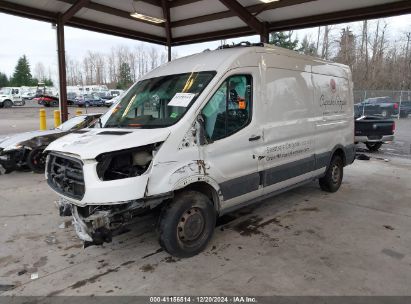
330,79 -> 337,93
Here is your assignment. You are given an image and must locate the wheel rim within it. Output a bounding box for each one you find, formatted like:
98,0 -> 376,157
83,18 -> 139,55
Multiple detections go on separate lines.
32,150 -> 46,169
331,164 -> 341,184
177,207 -> 205,244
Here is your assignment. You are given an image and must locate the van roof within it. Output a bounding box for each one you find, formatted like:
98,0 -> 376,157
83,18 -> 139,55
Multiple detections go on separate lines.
143,44 -> 349,80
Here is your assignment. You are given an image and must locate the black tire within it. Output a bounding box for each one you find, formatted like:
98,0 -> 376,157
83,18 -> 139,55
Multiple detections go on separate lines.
3,100 -> 13,108
1,163 -> 16,174
158,191 -> 216,258
319,155 -> 343,193
27,147 -> 47,173
366,142 -> 383,152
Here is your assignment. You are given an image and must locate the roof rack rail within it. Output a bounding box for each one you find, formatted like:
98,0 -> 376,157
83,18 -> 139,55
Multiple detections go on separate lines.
217,41 -> 265,50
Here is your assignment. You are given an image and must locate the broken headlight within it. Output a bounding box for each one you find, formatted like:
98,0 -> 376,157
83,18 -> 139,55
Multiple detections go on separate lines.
96,144 -> 159,181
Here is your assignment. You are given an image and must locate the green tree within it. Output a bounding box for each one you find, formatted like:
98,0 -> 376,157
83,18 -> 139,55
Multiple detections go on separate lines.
269,31 -> 299,50
44,78 -> 54,86
117,62 -> 132,89
300,35 -> 318,56
0,72 -> 9,87
11,55 -> 33,86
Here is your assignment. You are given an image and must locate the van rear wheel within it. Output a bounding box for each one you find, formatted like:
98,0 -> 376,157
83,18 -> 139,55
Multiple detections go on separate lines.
158,191 -> 216,258
319,155 -> 343,193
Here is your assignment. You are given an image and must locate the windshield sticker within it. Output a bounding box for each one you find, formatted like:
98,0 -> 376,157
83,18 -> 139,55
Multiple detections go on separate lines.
170,112 -> 178,118
168,93 -> 195,107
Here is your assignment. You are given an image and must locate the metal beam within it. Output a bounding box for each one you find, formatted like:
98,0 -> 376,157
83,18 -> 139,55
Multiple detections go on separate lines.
67,17 -> 166,44
171,0 -> 316,28
61,0 -> 89,24
0,0 -> 56,22
139,0 -> 203,8
0,1 -> 166,44
218,0 -> 266,39
56,14 -> 68,122
172,0 -> 411,46
57,0 -> 164,27
161,0 -> 172,61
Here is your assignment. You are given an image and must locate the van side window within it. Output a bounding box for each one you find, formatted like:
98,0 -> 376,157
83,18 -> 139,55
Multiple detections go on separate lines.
202,75 -> 252,141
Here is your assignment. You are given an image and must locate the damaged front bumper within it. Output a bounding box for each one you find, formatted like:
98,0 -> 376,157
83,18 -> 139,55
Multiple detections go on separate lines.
57,192 -> 172,247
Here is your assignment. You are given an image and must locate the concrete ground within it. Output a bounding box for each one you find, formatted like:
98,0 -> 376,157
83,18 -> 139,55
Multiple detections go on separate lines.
1,155 -> 411,296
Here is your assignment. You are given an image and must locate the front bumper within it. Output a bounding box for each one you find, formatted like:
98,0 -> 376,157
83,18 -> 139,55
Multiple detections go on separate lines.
47,153 -> 150,206
355,135 -> 394,143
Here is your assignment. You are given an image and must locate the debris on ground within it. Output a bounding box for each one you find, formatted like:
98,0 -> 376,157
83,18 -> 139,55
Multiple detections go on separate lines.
59,220 -> 72,229
383,225 -> 395,230
30,273 -> 39,280
0,284 -> 15,292
45,235 -> 58,245
356,154 -> 370,160
17,269 -> 27,276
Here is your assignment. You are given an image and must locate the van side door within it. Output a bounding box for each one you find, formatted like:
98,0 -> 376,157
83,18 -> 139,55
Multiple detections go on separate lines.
260,69 -> 317,194
200,73 -> 262,209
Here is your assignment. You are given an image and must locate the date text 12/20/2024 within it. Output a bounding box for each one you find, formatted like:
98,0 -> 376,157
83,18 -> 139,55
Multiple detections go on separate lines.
149,297 -> 257,303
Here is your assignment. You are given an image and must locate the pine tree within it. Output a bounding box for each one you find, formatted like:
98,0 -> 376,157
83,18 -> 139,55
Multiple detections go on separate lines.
300,35 -> 318,56
117,62 -> 132,89
11,55 -> 33,86
0,72 -> 9,87
269,31 -> 299,50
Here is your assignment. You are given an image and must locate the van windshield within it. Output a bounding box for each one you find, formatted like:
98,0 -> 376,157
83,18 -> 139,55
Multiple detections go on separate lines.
104,71 -> 216,129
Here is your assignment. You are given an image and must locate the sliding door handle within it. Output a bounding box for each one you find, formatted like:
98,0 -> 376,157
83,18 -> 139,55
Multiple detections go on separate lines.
249,135 -> 261,142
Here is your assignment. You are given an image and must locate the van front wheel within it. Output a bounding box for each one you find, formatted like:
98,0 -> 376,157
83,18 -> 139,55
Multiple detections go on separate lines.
319,155 -> 343,193
158,191 -> 216,258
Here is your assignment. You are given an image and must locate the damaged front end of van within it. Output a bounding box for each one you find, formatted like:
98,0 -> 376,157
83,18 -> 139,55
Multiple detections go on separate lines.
46,137 -> 171,247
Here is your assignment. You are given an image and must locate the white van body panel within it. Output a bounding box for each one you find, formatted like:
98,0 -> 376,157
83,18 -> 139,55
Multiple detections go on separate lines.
46,45 -> 355,211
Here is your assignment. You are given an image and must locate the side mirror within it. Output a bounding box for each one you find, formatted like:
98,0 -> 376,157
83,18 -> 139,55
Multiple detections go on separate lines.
195,114 -> 207,146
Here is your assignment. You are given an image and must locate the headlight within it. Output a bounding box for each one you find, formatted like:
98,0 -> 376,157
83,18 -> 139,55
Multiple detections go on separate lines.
96,143 -> 160,181
3,144 -> 23,151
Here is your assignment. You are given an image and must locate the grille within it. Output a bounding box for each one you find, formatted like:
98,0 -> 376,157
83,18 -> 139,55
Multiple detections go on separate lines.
47,153 -> 85,200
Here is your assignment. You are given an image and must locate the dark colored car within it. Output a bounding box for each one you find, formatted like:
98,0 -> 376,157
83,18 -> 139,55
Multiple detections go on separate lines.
75,94 -> 104,107
0,114 -> 102,173
354,107 -> 395,152
399,100 -> 411,118
356,96 -> 399,118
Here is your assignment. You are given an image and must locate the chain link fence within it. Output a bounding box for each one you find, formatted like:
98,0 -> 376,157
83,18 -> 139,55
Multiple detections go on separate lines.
354,90 -> 411,104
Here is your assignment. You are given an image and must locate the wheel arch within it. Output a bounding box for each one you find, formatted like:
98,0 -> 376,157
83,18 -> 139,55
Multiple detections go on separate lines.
330,145 -> 347,166
174,180 -> 222,214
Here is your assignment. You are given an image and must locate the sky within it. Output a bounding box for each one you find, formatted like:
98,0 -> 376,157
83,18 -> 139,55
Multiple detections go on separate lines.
0,12 -> 411,84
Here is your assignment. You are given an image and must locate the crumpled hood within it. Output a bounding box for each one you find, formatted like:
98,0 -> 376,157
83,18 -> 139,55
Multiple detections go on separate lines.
0,129 -> 60,150
45,128 -> 171,159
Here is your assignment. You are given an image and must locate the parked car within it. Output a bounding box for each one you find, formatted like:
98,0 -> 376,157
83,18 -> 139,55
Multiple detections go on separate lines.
355,116 -> 395,151
356,96 -> 399,118
0,113 -> 102,174
46,44 -> 355,257
67,92 -> 78,106
399,100 -> 411,118
75,94 -> 104,107
0,87 -> 25,107
39,95 -> 59,107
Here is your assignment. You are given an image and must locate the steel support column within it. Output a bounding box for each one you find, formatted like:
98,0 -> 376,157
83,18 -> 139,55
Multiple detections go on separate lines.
56,15 -> 68,122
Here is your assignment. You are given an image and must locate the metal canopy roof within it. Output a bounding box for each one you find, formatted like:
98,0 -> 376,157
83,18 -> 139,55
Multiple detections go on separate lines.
1,0 -> 411,46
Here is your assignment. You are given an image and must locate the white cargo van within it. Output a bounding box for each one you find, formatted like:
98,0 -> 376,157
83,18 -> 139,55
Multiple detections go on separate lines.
45,44 -> 355,257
